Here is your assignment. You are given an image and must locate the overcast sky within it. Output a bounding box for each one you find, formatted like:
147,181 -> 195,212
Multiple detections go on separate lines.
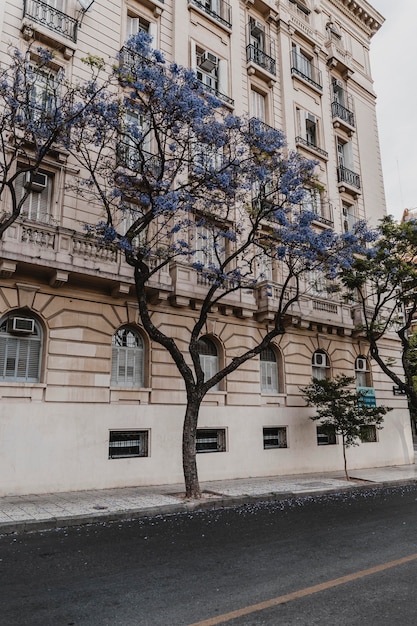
370,0 -> 417,219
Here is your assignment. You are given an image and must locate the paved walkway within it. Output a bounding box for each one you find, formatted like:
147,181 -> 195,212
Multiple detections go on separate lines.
1,462 -> 417,534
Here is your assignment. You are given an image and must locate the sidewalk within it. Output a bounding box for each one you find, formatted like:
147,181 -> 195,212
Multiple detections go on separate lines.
1,462 -> 417,535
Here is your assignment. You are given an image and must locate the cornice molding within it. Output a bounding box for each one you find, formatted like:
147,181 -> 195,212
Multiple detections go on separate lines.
328,0 -> 384,37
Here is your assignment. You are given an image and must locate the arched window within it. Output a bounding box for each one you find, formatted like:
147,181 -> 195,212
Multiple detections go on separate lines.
0,314 -> 42,382
260,347 -> 279,394
312,350 -> 329,380
355,356 -> 371,388
196,337 -> 219,390
111,327 -> 144,387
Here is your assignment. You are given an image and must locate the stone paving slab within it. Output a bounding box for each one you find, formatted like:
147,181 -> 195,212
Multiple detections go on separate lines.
0,464 -> 416,534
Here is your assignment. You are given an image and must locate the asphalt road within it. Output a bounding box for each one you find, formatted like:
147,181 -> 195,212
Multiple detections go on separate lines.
1,484 -> 417,625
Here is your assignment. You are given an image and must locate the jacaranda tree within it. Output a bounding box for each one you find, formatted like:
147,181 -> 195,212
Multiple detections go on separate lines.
4,33 -> 369,498
65,32 -> 373,497
340,215 -> 417,424
0,44 -> 108,239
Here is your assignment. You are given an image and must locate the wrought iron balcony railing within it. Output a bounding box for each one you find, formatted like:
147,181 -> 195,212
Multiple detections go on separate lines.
337,165 -> 361,190
188,0 -> 232,29
246,44 -> 276,75
197,80 -> 234,106
291,50 -> 322,90
295,136 -> 328,159
331,101 -> 355,128
23,0 -> 78,43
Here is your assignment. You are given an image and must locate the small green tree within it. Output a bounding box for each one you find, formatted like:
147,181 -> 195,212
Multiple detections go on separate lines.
301,375 -> 391,480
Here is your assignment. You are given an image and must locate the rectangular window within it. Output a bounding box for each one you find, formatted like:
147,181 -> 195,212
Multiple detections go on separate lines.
360,425 -> 377,443
109,430 -> 149,459
28,64 -> 60,121
317,425 -> 337,445
251,89 -> 266,122
196,428 -> 226,453
16,169 -> 53,223
342,203 -> 356,232
127,14 -> 150,36
263,427 -> 287,449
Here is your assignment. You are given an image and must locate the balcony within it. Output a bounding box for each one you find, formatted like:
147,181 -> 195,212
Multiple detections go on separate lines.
196,80 -> 234,107
0,217 -> 173,295
331,101 -> 355,134
23,0 -> 78,44
337,165 -> 361,195
246,44 -> 276,78
291,51 -> 322,92
188,0 -> 232,29
295,135 -> 328,159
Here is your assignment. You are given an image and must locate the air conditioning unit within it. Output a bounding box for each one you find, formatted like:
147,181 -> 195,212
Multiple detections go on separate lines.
312,352 -> 326,367
198,51 -> 217,72
306,112 -> 317,123
356,357 -> 367,371
333,78 -> 344,89
8,317 -> 35,334
251,20 -> 265,37
24,171 -> 48,192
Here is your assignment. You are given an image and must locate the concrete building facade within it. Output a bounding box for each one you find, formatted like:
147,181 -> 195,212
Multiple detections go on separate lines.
0,0 -> 413,496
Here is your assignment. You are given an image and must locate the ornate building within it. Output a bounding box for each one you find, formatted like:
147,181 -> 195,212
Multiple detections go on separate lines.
0,0 -> 413,496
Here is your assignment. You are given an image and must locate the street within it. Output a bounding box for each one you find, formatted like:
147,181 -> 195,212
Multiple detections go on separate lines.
1,484 -> 417,625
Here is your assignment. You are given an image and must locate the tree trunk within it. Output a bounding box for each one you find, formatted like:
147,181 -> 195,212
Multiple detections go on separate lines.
342,435 -> 349,481
182,394 -> 203,498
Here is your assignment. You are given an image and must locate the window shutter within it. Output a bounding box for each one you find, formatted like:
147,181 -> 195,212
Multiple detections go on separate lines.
148,22 -> 157,46
251,90 -> 266,121
191,41 -> 197,71
217,59 -> 228,96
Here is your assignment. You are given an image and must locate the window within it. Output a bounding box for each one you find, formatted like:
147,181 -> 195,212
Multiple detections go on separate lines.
195,223 -> 226,269
126,12 -> 157,45
15,169 -> 53,224
109,430 -> 149,458
312,351 -> 329,380
192,142 -> 224,173
337,139 -> 353,170
308,270 -> 327,297
196,428 -> 226,452
263,427 -> 287,449
337,140 -> 360,189
246,19 -> 276,74
342,202 -> 356,232
302,188 -> 322,215
0,315 -> 42,382
359,425 -> 377,443
317,425 -> 337,445
28,64 -> 60,121
292,44 -> 312,80
332,78 -> 345,107
118,109 -> 152,170
192,43 -> 231,104
256,253 -> 273,282
127,14 -> 150,36
111,327 -> 145,387
251,89 -> 266,122
355,356 -> 369,388
291,44 -> 322,90
260,347 -> 279,394
196,337 -> 219,389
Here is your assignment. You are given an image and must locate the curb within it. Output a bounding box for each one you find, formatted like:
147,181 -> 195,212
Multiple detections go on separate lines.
2,477 -> 416,535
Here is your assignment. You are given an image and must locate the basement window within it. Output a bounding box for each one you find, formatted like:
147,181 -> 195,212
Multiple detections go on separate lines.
196,428 -> 226,453
316,425 -> 337,445
263,427 -> 287,449
109,430 -> 149,459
